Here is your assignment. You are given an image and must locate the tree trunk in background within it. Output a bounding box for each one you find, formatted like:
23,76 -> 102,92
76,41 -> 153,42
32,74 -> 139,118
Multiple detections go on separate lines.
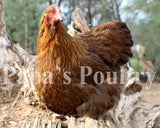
48,0 -> 52,5
49,0 -> 62,6
24,0 -> 29,51
58,0 -> 62,7
101,0 -> 116,21
87,0 -> 92,25
110,0 -> 116,20
114,0 -> 121,21
102,0 -> 122,21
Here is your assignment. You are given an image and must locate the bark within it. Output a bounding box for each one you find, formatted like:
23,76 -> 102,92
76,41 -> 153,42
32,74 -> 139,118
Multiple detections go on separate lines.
0,0 -> 7,38
67,8 -> 90,36
0,0 -> 18,68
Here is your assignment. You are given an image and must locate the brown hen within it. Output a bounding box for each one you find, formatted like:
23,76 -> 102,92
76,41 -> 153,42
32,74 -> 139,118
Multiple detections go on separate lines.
34,5 -> 133,118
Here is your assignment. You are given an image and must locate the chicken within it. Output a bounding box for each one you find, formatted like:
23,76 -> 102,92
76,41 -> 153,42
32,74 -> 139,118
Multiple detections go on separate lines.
34,5 -> 133,118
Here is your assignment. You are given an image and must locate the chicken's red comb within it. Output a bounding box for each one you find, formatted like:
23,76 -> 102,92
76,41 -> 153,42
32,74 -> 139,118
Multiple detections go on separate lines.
53,4 -> 61,13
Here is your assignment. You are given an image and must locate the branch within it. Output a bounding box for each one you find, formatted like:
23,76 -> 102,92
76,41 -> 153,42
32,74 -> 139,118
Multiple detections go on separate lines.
68,8 -> 90,36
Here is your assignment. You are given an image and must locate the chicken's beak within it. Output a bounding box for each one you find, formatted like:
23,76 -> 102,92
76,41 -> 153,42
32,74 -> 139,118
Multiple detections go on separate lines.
55,13 -> 63,21
52,13 -> 63,26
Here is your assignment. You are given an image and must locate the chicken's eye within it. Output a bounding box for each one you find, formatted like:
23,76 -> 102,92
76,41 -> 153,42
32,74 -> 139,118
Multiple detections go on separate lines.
48,11 -> 52,15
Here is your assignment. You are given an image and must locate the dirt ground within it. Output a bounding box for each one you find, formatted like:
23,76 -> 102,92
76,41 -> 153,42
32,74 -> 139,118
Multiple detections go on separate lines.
0,98 -> 54,128
141,82 -> 160,103
0,82 -> 160,128
0,84 -> 55,128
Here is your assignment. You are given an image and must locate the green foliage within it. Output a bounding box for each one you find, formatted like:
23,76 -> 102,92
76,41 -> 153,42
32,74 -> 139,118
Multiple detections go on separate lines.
130,61 -> 143,72
4,0 -> 24,44
4,0 -> 46,54
123,0 -> 160,71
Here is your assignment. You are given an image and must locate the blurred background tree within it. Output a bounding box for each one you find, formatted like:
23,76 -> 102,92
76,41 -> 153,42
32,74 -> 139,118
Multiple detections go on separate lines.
4,0 -> 122,54
123,0 -> 160,71
3,0 -> 160,72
